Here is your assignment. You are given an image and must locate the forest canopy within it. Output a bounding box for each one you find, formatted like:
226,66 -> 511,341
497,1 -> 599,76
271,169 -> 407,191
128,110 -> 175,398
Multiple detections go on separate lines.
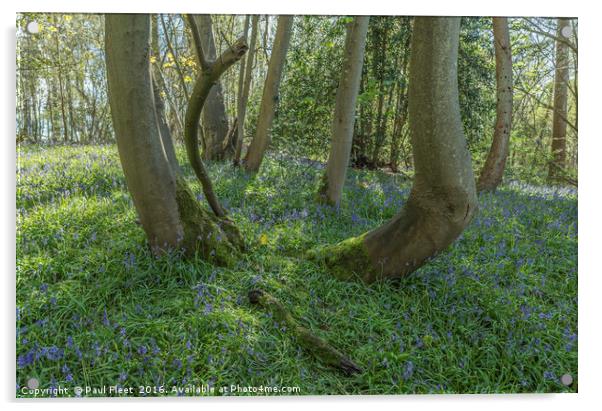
16,14 -> 577,185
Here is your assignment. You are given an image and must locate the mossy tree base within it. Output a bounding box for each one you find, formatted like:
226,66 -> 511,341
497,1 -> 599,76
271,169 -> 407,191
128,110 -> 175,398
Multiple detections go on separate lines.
175,176 -> 245,266
307,234 -> 373,282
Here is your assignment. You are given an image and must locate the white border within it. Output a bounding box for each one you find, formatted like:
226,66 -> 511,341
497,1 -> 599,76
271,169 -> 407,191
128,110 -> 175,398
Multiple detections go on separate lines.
2,1 -> 599,411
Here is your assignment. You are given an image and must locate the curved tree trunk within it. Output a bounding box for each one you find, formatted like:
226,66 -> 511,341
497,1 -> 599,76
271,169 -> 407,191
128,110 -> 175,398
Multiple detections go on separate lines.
244,15 -> 294,173
547,18 -> 570,183
310,17 -> 478,283
476,17 -> 513,192
318,16 -> 369,206
193,15 -> 231,161
184,15 -> 248,218
105,14 -> 244,262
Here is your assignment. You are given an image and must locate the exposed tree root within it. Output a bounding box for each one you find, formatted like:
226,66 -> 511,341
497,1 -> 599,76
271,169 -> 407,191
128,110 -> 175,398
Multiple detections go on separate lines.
248,289 -> 362,376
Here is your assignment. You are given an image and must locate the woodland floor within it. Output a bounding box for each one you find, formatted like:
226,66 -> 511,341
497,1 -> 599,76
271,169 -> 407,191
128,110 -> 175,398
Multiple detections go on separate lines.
16,144 -> 577,396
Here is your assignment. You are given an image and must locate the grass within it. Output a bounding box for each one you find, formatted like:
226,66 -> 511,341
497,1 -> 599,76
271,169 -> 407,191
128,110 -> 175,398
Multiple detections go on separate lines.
16,144 -> 577,396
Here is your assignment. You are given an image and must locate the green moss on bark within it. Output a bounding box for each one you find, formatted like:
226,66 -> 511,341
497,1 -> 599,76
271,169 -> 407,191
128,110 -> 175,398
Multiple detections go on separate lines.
175,176 -> 244,266
307,233 -> 373,281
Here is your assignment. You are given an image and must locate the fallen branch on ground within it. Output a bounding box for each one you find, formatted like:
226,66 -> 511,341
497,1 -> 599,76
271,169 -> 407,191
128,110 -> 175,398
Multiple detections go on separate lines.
248,289 -> 362,376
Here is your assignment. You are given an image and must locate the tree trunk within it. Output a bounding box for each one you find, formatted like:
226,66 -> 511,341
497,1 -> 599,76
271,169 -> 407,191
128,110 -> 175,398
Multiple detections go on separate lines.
318,17 -> 369,206
193,15 -> 231,161
184,15 -> 248,217
234,15 -> 259,166
476,17 -> 513,192
152,75 -> 181,173
310,17 -> 478,283
105,14 -> 244,262
244,15 -> 294,173
547,18 -> 570,183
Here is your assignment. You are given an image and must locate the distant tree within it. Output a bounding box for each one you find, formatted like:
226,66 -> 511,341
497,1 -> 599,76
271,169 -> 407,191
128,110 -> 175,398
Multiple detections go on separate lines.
477,17 -> 513,192
318,16 -> 369,206
310,17 -> 478,283
105,14 -> 244,261
244,15 -> 294,173
192,15 -> 231,161
548,18 -> 570,183
234,15 -> 259,166
369,17 -> 392,168
389,17 -> 413,173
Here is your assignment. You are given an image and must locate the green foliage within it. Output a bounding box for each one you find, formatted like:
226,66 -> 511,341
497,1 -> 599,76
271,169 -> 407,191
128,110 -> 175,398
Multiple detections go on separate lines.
458,17 -> 496,155
17,144 -> 577,396
270,16 -> 347,159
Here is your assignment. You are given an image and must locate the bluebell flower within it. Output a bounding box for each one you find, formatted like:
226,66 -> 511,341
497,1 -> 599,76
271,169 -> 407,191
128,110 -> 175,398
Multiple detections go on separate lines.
17,350 -> 35,368
403,361 -> 414,380
45,346 -> 64,361
543,370 -> 557,381
204,303 -> 213,314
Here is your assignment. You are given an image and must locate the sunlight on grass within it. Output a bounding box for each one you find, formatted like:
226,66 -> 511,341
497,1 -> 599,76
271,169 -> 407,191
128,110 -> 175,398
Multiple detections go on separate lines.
16,145 -> 577,396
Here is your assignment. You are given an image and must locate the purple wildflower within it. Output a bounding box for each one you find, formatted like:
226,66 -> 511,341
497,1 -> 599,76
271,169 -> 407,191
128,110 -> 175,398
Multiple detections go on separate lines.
17,350 -> 35,368
403,361 -> 414,380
